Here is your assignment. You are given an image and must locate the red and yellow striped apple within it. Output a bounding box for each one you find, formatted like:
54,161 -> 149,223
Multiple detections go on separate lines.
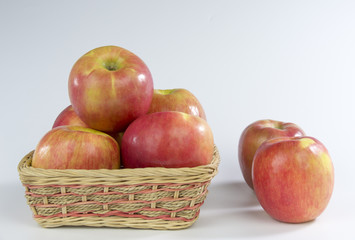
252,136 -> 334,223
52,105 -> 89,128
121,111 -> 214,168
238,119 -> 305,189
68,45 -> 154,132
32,126 -> 120,169
148,88 -> 206,120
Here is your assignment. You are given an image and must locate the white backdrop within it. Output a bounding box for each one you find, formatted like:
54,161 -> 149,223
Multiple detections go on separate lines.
1,0 -> 354,239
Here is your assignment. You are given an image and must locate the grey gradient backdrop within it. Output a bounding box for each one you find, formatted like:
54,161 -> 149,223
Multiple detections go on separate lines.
1,1 -> 354,239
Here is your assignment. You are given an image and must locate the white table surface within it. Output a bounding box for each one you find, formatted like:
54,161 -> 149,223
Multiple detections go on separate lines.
1,0 -> 354,239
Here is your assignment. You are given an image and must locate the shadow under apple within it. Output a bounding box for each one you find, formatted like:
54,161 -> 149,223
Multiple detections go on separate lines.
189,180 -> 314,238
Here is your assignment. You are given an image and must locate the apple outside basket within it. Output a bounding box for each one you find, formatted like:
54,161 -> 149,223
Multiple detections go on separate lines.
18,145 -> 219,230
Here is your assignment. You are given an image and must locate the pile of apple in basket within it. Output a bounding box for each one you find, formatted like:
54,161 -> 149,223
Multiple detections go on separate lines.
18,45 -> 219,230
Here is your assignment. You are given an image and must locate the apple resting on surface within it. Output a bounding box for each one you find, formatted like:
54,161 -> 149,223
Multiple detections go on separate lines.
68,45 -> 154,132
52,105 -> 89,128
238,119 -> 305,189
252,136 -> 334,223
32,126 -> 120,169
121,111 -> 214,168
148,88 -> 206,120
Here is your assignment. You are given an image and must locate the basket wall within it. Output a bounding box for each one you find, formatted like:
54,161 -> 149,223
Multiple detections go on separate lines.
18,146 -> 220,230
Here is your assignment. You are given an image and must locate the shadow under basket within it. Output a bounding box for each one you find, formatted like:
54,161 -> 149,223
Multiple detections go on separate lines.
18,146 -> 220,230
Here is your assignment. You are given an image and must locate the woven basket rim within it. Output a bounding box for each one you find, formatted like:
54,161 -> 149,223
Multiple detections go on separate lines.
18,145 -> 220,185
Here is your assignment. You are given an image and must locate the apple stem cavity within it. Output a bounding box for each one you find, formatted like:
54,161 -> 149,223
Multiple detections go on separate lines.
275,122 -> 284,130
103,60 -> 120,71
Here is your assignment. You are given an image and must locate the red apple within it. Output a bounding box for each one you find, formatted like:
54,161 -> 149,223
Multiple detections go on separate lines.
147,88 -> 206,120
32,126 -> 120,169
52,105 -> 89,128
121,111 -> 214,168
68,45 -> 154,132
238,119 -> 305,189
252,136 -> 334,223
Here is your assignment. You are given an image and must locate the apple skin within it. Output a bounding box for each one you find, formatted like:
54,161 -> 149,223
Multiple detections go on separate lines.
238,119 -> 305,189
252,136 -> 334,223
110,131 -> 124,146
147,88 -> 206,120
68,45 -> 154,132
121,111 -> 214,168
108,131 -> 125,168
52,105 -> 89,128
32,126 -> 120,169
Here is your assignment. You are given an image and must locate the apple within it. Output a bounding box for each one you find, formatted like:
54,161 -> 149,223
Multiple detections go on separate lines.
107,131 -> 124,154
238,119 -> 305,189
121,111 -> 214,168
108,131 -> 125,168
252,136 -> 334,223
32,125 -> 120,169
147,88 -> 206,120
68,45 -> 154,132
109,131 -> 124,146
52,105 -> 89,128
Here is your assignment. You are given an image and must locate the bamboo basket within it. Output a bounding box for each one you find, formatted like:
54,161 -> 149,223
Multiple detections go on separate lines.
18,146 -> 220,230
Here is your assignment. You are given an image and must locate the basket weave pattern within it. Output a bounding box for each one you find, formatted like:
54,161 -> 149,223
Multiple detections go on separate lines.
18,146 -> 219,230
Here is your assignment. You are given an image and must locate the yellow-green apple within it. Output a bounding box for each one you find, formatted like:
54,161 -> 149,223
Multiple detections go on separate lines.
121,111 -> 214,168
238,119 -> 305,189
147,88 -> 206,120
68,45 -> 154,132
252,136 -> 334,223
52,105 -> 89,128
32,126 -> 120,169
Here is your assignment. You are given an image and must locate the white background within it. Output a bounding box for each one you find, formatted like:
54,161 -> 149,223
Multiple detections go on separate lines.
1,0 -> 354,239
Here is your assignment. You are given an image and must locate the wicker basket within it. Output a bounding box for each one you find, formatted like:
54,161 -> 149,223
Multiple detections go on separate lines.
18,146 -> 220,230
